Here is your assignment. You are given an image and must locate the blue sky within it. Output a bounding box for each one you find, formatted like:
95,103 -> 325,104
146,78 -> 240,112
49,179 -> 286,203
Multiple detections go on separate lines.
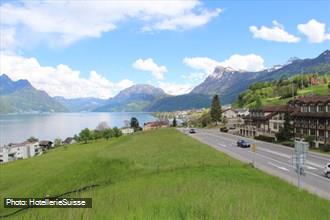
1,0 -> 330,98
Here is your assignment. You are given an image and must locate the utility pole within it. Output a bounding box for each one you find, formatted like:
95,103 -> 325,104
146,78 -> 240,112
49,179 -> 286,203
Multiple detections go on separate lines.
301,68 -> 304,89
292,82 -> 295,100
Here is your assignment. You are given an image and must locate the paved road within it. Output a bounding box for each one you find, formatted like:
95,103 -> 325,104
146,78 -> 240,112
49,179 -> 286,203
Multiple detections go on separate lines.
180,128 -> 330,200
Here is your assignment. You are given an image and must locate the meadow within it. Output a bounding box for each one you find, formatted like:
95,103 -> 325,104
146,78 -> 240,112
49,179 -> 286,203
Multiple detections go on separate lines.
1,129 -> 330,219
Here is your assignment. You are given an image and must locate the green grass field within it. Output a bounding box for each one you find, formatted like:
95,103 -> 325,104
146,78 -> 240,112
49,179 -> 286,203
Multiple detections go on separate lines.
1,129 -> 330,219
261,85 -> 330,107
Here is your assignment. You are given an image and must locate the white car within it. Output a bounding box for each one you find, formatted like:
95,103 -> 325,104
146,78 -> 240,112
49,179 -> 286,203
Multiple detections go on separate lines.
324,163 -> 330,179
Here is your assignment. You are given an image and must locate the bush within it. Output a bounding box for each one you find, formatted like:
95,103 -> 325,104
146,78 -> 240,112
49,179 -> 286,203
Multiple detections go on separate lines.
255,135 -> 275,142
320,144 -> 330,152
280,141 -> 294,148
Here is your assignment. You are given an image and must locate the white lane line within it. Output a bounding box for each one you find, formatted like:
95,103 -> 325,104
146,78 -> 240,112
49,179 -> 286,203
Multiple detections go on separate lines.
268,162 -> 289,172
197,131 -> 330,182
207,130 -> 330,161
306,161 -> 324,169
258,148 -> 291,159
306,165 -> 317,170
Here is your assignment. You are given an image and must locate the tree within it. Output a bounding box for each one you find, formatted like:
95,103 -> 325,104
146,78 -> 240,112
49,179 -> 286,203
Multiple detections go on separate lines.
172,117 -> 177,127
54,138 -> 62,147
102,128 -> 114,140
130,117 -> 140,131
199,112 -> 212,127
95,121 -> 109,131
254,95 -> 262,109
92,130 -> 103,140
113,127 -> 122,137
27,136 -> 38,142
79,128 -> 91,144
210,94 -> 222,125
275,113 -> 293,141
73,134 -> 80,142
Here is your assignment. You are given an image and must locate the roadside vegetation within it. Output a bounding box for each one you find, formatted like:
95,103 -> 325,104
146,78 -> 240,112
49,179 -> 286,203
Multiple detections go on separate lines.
2,129 -> 329,219
234,73 -> 330,108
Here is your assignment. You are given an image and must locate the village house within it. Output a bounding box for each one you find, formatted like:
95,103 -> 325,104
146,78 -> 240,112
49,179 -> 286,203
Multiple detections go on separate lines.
239,105 -> 294,139
222,108 -> 248,134
121,127 -> 134,135
62,137 -> 76,145
0,141 -> 41,163
39,140 -> 53,150
289,95 -> 330,147
143,120 -> 169,131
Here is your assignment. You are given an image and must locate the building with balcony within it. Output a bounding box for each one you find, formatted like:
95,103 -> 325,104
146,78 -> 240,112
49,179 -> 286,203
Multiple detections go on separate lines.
239,105 -> 294,139
289,95 -> 330,147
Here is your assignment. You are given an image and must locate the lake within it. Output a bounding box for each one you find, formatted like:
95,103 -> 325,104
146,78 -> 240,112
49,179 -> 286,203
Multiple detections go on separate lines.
0,112 -> 156,146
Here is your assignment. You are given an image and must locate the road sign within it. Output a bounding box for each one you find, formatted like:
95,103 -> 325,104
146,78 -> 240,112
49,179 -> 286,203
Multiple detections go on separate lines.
293,140 -> 309,188
251,143 -> 256,152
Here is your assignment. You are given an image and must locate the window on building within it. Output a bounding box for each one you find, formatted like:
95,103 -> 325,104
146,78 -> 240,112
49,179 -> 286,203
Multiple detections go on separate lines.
319,130 -> 324,137
310,105 -> 316,112
273,123 -> 277,129
318,105 -> 326,112
310,129 -> 316,136
303,129 -> 308,135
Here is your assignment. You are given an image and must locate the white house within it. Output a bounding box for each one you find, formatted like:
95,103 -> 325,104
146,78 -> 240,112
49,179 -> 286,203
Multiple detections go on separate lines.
0,141 -> 41,163
121,127 -> 134,135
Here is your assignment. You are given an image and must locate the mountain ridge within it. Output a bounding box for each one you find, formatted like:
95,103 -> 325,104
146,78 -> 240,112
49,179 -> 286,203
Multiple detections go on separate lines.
190,49 -> 330,104
0,74 -> 68,113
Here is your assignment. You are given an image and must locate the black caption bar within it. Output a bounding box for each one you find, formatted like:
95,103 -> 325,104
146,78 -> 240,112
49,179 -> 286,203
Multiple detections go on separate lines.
4,198 -> 92,208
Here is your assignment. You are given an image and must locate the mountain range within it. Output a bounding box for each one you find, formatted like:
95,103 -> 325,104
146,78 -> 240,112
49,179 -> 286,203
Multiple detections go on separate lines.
0,74 -> 68,113
191,50 -> 330,104
1,50 -> 329,113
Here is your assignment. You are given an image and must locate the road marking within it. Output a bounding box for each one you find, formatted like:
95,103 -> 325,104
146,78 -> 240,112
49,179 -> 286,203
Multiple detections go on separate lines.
207,129 -> 330,161
257,148 -> 290,159
199,130 -> 327,169
306,161 -> 324,169
268,162 -> 289,171
193,130 -> 330,182
306,165 -> 317,170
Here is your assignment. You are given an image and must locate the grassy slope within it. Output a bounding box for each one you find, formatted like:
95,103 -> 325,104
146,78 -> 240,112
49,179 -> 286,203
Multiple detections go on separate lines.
1,129 -> 329,219
243,84 -> 330,108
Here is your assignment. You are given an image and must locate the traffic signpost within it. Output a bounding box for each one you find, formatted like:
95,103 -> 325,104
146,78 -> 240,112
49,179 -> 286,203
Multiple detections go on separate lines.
251,143 -> 257,167
292,140 -> 309,188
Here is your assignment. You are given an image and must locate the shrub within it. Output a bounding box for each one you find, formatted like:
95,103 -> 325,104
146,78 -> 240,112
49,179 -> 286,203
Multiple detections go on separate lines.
280,141 -> 294,148
255,135 -> 275,142
320,144 -> 330,152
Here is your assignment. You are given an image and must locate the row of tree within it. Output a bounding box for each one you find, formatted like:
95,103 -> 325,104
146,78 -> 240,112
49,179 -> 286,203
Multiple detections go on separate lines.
75,122 -> 123,144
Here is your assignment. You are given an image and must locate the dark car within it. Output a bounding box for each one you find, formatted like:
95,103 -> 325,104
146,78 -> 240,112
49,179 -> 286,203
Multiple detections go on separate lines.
189,129 -> 196,134
220,127 -> 228,133
237,140 -> 250,148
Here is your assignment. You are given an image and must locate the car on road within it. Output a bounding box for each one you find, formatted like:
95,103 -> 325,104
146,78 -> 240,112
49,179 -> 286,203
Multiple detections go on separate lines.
324,162 -> 330,178
189,129 -> 196,134
220,127 -> 228,133
237,140 -> 251,148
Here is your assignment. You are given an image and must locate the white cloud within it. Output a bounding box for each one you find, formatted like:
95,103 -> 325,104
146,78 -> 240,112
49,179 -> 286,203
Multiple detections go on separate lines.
220,54 -> 265,72
147,8 -> 222,31
0,27 -> 16,50
297,19 -> 330,43
133,58 -> 167,80
157,81 -> 193,95
183,54 -> 265,77
181,72 -> 207,83
0,53 -> 133,99
0,0 -> 221,49
183,57 -> 222,75
249,20 -> 300,43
